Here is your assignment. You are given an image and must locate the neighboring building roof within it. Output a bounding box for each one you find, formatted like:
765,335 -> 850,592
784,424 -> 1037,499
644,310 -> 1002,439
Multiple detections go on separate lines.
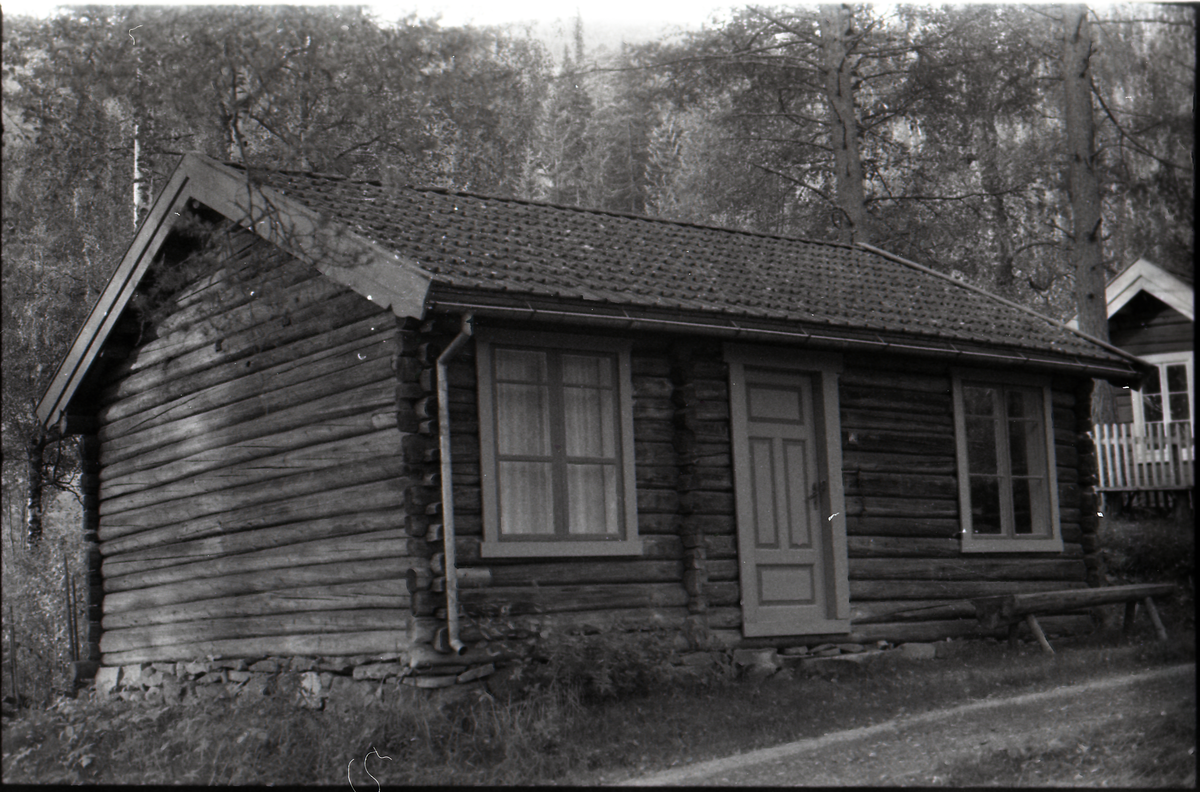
38,153 -> 1146,428
1105,258 -> 1194,322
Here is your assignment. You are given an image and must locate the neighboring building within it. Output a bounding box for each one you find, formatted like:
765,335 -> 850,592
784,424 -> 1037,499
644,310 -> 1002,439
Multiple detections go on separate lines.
38,154 -> 1148,689
1087,258 -> 1194,502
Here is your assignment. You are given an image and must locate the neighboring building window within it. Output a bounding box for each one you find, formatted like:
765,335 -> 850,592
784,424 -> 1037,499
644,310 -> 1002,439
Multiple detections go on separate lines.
476,329 -> 641,557
1133,353 -> 1193,439
953,374 -> 1062,553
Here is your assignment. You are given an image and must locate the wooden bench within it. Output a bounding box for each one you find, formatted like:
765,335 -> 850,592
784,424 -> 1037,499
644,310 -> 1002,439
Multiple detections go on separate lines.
972,583 -> 1178,655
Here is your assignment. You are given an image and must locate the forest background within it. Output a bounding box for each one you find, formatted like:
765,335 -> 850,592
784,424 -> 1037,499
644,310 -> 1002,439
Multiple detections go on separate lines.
1,3 -> 1193,706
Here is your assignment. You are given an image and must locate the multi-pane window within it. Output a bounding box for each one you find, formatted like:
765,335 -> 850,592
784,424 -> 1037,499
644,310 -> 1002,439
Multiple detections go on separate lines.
477,330 -> 640,557
1138,358 -> 1193,432
953,376 -> 1062,552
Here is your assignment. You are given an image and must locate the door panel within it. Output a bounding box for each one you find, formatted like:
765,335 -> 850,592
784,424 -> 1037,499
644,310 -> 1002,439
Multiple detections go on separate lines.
730,362 -> 850,637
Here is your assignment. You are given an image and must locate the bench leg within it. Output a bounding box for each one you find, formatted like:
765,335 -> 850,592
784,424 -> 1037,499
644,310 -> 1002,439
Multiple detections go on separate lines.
1123,601 -> 1138,639
1025,614 -> 1054,655
1008,621 -> 1021,650
1142,597 -> 1168,641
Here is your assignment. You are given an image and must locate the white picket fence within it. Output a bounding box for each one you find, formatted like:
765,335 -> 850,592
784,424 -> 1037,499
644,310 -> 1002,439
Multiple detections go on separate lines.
1092,422 -> 1194,491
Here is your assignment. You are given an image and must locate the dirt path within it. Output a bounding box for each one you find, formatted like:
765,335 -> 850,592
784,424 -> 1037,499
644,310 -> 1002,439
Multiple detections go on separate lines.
620,663 -> 1195,786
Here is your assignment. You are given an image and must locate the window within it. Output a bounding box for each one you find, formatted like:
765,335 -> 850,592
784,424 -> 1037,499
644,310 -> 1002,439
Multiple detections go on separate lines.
476,329 -> 640,557
953,374 -> 1062,553
1132,353 -> 1193,438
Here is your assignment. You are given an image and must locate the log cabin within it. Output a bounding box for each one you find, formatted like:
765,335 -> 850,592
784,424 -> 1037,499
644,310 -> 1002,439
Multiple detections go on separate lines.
38,153 -> 1152,685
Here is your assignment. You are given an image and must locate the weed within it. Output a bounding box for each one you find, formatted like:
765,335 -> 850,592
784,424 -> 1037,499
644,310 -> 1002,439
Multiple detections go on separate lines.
518,629 -> 682,702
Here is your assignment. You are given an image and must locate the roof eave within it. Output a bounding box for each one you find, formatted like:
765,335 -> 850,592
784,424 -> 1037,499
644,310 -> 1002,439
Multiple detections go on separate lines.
425,288 -> 1147,388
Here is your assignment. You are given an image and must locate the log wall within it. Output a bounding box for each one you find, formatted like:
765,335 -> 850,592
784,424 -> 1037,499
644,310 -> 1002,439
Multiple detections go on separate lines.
432,334 -> 1096,651
93,229 -> 413,665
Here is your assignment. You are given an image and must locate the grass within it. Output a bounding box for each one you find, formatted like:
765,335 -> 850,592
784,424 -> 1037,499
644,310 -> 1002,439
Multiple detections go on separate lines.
3,630 -> 1193,786
3,515 -> 1194,785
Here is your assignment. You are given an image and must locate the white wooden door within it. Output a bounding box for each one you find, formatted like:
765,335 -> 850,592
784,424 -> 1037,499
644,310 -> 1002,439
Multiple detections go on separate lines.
730,363 -> 849,637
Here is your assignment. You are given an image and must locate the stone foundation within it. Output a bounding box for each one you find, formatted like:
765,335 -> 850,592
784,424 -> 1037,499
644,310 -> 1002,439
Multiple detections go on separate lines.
90,654 -> 499,709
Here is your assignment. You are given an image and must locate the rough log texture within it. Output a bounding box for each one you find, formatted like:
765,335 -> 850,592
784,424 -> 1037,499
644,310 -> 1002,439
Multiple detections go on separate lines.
93,234 -> 409,664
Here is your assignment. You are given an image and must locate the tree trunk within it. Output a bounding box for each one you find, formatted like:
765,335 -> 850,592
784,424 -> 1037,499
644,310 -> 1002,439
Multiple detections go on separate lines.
25,430 -> 48,549
1061,5 -> 1114,425
976,114 -> 1015,296
820,4 -> 869,245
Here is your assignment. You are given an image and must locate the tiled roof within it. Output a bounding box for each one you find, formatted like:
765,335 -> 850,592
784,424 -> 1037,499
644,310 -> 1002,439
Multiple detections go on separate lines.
243,165 -> 1127,363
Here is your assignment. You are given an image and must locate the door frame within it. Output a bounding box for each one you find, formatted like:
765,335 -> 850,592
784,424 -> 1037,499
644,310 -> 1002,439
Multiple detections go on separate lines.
724,344 -> 850,636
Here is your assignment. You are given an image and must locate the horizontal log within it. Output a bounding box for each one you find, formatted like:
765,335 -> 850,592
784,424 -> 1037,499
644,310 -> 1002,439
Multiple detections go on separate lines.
843,472 -> 958,500
103,288 -> 383,405
100,408 -> 387,495
675,380 -> 728,404
677,420 -> 730,443
165,231 -> 299,309
635,441 -> 676,466
847,536 -> 962,558
841,452 -> 956,476
101,455 -> 406,540
104,530 -> 412,593
842,430 -> 956,458
103,509 -> 402,578
102,429 -> 403,516
850,579 -> 1088,601
631,375 -> 674,399
838,368 -> 951,394
102,608 -> 408,654
485,559 -> 683,587
99,478 -> 404,559
849,558 -> 1085,582
706,606 -> 742,630
122,269 -> 349,374
680,514 -> 736,535
638,512 -> 683,534
680,491 -> 735,514
633,398 -> 675,421
102,354 -> 394,466
103,557 -> 408,614
101,378 -> 397,482
704,581 -> 740,607
849,599 -> 978,624
459,606 -> 694,642
706,559 -> 739,581
636,464 -> 678,489
458,582 -> 689,617
638,489 -> 680,514
846,496 -> 959,519
679,468 -> 734,492
103,579 -> 407,630
102,629 -> 414,666
101,327 -> 395,442
840,410 -> 953,434
639,534 -> 684,559
838,385 -> 952,415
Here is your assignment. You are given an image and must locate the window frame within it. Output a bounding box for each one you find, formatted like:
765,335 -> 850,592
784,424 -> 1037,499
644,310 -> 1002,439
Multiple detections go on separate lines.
1130,352 -> 1194,436
476,328 -> 641,558
952,372 -> 1063,553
